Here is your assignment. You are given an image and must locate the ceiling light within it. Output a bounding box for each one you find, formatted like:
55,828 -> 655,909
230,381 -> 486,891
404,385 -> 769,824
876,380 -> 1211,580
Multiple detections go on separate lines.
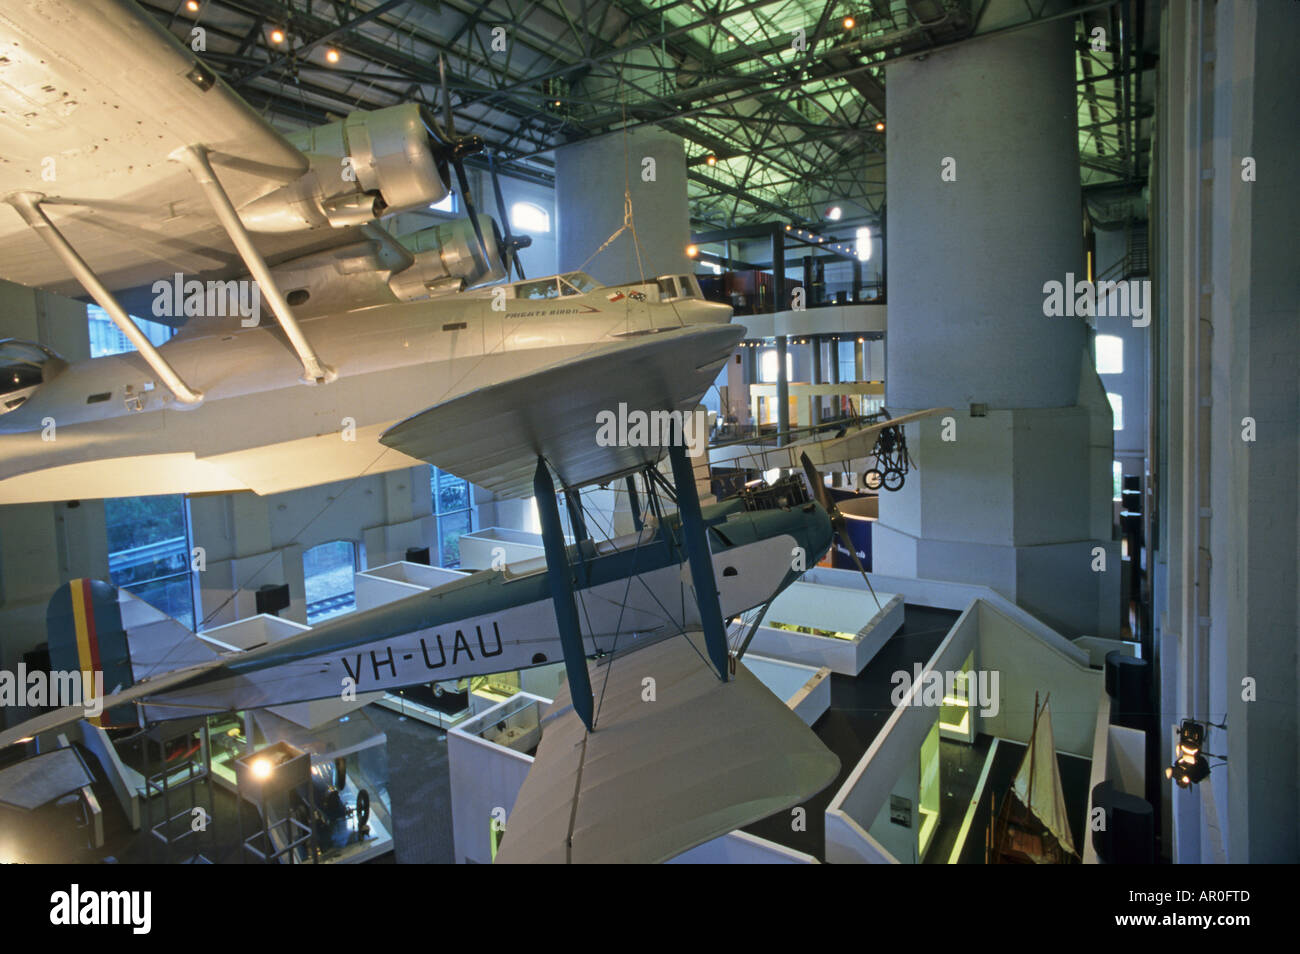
269,27 -> 286,44
706,154 -> 717,166
685,244 -> 699,258
325,48 -> 340,64
874,120 -> 885,132
250,757 -> 273,780
186,0 -> 199,11
827,206 -> 842,221
843,16 -> 855,30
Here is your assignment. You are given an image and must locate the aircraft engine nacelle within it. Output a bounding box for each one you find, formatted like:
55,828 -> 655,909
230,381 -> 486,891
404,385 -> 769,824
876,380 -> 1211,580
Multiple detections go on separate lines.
0,339 -> 67,416
388,216 -> 508,301
239,103 -> 447,233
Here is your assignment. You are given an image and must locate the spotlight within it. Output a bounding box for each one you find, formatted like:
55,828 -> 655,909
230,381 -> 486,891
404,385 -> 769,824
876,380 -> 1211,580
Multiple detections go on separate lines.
1165,719 -> 1212,788
706,154 -> 717,166
843,16 -> 855,30
685,244 -> 699,258
250,757 -> 273,780
186,0 -> 199,11
874,120 -> 885,132
325,47 -> 340,64
827,205 -> 842,221
269,27 -> 286,44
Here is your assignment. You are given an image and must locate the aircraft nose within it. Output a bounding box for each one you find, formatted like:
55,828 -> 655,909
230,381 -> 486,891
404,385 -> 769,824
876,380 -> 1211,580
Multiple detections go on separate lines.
676,299 -> 733,326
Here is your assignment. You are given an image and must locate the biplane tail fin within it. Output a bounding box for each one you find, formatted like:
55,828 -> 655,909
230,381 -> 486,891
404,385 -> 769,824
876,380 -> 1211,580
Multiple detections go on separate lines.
45,578 -> 217,729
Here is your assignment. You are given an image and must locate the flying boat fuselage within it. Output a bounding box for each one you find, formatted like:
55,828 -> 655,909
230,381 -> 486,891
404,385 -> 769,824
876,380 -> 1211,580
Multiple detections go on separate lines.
0,277 -> 731,503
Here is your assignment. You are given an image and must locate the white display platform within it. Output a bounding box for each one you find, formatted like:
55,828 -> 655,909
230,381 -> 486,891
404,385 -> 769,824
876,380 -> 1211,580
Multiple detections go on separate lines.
458,527 -> 553,570
745,580 -> 904,675
354,561 -> 467,611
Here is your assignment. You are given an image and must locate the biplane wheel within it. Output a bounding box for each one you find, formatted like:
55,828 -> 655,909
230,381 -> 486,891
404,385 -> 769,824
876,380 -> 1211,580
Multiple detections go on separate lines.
882,468 -> 905,492
864,468 -> 884,490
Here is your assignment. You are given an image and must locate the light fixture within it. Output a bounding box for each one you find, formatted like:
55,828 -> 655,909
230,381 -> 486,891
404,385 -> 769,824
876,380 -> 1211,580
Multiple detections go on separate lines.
186,0 -> 199,11
325,47 -> 340,63
1164,719 -> 1212,788
685,244 -> 699,258
874,120 -> 885,132
843,16 -> 855,30
706,154 -> 717,166
250,757 -> 273,780
827,205 -> 842,221
269,27 -> 286,44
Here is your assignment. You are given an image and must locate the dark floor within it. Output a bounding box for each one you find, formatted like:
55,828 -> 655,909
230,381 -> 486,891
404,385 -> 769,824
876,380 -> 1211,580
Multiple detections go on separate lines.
742,603 -> 960,861
365,706 -> 454,863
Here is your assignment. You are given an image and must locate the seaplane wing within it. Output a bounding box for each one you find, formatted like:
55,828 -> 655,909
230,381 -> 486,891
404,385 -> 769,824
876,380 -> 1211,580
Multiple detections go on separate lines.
380,323 -> 745,498
0,0 -> 317,298
494,632 -> 840,864
710,406 -> 952,472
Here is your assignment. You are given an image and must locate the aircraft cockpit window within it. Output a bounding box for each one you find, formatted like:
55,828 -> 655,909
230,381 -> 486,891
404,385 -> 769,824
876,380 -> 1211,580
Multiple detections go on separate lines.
561,272 -> 600,293
515,278 -> 560,300
681,274 -> 704,298
657,277 -> 679,300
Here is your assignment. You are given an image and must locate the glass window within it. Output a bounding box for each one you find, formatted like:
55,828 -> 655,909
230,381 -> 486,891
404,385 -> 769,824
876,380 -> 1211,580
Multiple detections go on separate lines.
1107,392 -> 1123,431
429,467 -> 474,568
759,348 -> 793,383
1113,460 -> 1123,501
657,277 -> 679,300
304,540 -> 358,623
105,495 -> 195,629
87,305 -> 175,358
855,226 -> 872,261
510,201 -> 550,233
561,272 -> 600,293
1095,334 -> 1123,374
514,278 -> 559,300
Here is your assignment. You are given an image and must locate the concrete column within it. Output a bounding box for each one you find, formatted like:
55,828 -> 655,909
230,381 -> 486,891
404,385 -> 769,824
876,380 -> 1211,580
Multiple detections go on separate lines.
554,128 -> 689,285
810,335 -> 822,426
775,335 -> 790,443
874,0 -> 1117,637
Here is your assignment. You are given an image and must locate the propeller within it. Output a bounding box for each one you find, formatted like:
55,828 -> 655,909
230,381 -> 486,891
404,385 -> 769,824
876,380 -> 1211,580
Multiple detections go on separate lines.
800,452 -> 883,611
487,149 -> 532,280
420,56 -> 489,265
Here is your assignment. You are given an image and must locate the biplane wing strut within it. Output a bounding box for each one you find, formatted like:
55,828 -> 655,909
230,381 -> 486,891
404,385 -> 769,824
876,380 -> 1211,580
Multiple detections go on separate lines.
665,440 -> 730,682
533,457 -> 597,731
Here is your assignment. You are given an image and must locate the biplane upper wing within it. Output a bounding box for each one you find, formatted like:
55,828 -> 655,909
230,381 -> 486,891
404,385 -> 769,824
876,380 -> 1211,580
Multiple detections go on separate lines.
710,406 -> 952,472
0,0 -> 360,298
380,324 -> 745,497
494,631 -> 840,864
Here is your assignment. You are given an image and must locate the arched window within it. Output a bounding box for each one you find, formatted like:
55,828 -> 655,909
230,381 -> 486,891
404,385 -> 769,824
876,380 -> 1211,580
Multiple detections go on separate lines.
303,540 -> 358,623
510,201 -> 550,233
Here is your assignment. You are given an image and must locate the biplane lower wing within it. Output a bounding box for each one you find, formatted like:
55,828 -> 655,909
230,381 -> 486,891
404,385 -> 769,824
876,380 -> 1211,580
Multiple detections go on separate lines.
380,324 -> 745,497
494,632 -> 840,864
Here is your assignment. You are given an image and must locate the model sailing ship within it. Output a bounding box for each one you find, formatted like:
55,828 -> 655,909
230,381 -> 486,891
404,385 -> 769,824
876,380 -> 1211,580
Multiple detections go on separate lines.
986,693 -> 1079,864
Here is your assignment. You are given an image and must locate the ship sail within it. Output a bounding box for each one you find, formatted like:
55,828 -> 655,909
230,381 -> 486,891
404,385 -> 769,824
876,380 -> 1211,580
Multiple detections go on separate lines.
1011,697 -> 1077,856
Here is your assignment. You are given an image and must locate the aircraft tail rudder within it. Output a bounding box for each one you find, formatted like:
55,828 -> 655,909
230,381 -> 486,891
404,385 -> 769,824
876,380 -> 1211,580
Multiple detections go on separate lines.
45,579 -> 138,728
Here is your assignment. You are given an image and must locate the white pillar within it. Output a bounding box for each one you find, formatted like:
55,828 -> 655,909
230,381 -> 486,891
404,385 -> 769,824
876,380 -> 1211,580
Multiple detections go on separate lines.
554,128 -> 690,285
874,2 -> 1118,637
